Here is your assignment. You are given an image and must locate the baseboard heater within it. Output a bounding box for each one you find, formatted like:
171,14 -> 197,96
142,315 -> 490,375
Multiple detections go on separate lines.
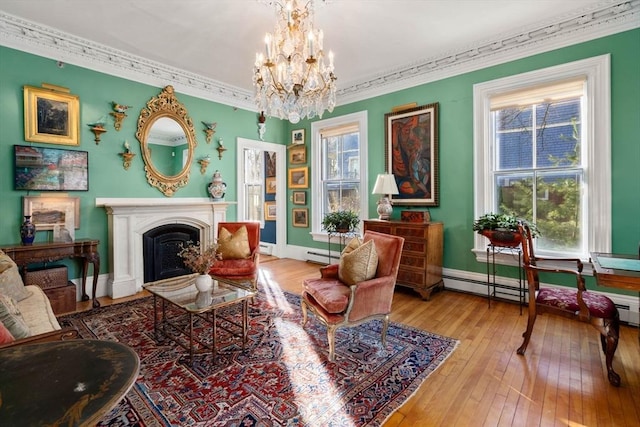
306,251 -> 331,265
259,244 -> 272,256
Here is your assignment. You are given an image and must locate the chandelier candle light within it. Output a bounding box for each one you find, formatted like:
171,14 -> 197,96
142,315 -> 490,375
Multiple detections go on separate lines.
372,173 -> 400,220
254,0 -> 337,123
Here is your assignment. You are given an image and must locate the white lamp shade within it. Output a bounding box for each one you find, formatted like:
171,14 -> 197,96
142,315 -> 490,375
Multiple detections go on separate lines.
372,173 -> 399,195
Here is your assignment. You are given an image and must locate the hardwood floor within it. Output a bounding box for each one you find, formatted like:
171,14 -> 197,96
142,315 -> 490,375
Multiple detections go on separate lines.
76,257 -> 640,426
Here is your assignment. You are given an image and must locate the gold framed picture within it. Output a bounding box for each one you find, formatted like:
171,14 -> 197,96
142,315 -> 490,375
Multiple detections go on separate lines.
264,201 -> 276,221
292,129 -> 305,145
265,177 -> 276,194
289,146 -> 306,164
24,85 -> 80,146
288,166 -> 308,189
293,208 -> 308,227
23,196 -> 80,230
292,191 -> 306,205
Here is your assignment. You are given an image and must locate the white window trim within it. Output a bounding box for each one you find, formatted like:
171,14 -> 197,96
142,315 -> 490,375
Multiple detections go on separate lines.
310,111 -> 369,242
472,54 -> 611,264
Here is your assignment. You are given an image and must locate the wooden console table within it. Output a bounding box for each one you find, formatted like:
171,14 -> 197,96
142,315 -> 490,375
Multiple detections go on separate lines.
1,239 -> 101,308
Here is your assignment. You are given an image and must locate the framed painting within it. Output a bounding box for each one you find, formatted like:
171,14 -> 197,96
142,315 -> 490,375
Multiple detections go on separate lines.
265,177 -> 276,194
292,129 -> 305,145
264,201 -> 276,221
293,208 -> 308,227
292,191 -> 306,205
23,196 -> 80,230
288,166 -> 308,189
24,84 -> 80,146
289,146 -> 306,164
385,103 -> 439,206
14,145 -> 89,191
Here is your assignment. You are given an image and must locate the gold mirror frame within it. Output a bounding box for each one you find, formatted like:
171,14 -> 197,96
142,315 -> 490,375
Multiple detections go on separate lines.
136,85 -> 197,196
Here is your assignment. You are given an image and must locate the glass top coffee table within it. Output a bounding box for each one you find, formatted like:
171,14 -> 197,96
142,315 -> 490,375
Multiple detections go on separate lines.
144,273 -> 256,366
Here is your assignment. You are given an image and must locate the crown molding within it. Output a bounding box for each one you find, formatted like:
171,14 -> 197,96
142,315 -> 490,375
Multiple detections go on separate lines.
1,1 -> 638,113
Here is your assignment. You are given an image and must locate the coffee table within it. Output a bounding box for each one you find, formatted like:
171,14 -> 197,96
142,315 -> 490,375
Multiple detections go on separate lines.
144,273 -> 256,365
0,339 -> 139,426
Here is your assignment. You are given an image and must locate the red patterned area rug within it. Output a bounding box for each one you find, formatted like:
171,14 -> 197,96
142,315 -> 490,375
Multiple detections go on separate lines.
59,288 -> 458,426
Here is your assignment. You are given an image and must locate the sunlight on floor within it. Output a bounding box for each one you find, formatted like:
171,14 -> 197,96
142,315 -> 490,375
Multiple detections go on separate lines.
260,269 -> 356,426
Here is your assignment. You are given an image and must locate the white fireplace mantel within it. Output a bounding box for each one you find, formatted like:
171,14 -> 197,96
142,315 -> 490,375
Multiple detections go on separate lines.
96,198 -> 234,299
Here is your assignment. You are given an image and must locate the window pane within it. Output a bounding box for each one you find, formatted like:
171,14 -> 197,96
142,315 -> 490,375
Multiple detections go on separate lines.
494,108 -> 533,170
535,100 -> 581,168
243,148 -> 263,222
496,173 -> 534,219
321,130 -> 361,217
535,170 -> 583,253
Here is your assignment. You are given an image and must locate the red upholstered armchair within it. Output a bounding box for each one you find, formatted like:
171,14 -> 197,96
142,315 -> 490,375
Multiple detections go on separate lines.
301,231 -> 404,361
517,224 -> 621,386
209,222 -> 260,291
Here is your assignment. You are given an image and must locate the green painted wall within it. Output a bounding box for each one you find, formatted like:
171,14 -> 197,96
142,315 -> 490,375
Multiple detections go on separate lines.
286,29 -> 640,291
2,29 -> 638,291
0,46 -> 288,276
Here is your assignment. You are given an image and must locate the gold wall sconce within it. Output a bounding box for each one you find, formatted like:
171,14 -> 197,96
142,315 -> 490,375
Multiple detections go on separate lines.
198,155 -> 211,175
110,102 -> 131,131
119,152 -> 136,170
119,141 -> 135,170
216,138 -> 227,160
202,121 -> 217,144
87,117 -> 107,144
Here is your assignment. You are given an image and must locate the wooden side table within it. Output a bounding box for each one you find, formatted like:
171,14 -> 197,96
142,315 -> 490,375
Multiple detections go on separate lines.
1,239 -> 101,308
0,340 -> 139,426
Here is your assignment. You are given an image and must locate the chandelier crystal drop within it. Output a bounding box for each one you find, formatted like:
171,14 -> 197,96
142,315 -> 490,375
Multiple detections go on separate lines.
253,0 -> 337,124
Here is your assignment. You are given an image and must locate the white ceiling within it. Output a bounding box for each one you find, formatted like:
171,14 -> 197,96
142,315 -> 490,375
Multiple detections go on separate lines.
1,0 -> 637,110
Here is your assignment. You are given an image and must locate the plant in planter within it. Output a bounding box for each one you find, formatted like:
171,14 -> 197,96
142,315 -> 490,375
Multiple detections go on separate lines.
473,213 -> 539,247
321,210 -> 360,233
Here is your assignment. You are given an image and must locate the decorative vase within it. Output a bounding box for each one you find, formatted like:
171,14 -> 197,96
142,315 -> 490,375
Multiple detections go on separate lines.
20,215 -> 36,245
195,274 -> 213,292
208,170 -> 227,201
195,291 -> 213,308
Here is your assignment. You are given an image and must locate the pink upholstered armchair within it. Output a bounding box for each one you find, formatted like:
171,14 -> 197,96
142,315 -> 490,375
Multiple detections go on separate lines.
517,223 -> 621,386
301,230 -> 404,361
209,222 -> 260,291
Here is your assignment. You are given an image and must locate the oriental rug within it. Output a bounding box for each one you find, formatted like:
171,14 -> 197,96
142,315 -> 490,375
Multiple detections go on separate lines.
59,289 -> 458,426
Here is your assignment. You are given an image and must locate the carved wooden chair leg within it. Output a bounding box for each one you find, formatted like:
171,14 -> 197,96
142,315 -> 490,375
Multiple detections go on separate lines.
603,318 -> 621,387
381,315 -> 390,348
301,300 -> 308,326
517,312 -> 537,355
327,325 -> 338,362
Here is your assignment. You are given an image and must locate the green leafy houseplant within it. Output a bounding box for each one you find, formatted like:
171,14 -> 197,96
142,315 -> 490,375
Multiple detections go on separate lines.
473,213 -> 539,247
321,210 -> 360,233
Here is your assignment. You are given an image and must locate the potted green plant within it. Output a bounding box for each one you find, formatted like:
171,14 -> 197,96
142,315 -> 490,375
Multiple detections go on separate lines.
321,210 -> 360,233
473,213 -> 539,247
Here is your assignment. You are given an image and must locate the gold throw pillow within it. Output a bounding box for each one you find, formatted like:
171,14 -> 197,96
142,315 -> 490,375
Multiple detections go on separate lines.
338,238 -> 378,285
217,226 -> 251,260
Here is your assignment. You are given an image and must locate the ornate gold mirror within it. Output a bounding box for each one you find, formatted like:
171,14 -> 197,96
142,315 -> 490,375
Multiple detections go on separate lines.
136,85 -> 196,196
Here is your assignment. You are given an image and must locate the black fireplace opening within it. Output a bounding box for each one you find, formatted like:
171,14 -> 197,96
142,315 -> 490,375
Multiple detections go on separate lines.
143,224 -> 200,283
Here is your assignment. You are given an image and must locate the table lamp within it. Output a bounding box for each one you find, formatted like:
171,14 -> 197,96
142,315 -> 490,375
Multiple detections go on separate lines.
372,173 -> 399,220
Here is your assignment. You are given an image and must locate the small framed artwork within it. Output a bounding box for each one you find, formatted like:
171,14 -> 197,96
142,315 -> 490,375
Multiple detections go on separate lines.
265,177 -> 276,194
292,129 -> 305,145
385,102 -> 439,206
14,145 -> 89,191
23,196 -> 80,230
289,146 -> 306,164
24,84 -> 80,146
293,208 -> 309,227
292,191 -> 306,205
264,201 -> 276,221
288,166 -> 308,189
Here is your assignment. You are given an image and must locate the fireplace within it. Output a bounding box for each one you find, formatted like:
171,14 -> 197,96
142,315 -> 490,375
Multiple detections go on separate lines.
143,224 -> 199,283
96,198 -> 232,299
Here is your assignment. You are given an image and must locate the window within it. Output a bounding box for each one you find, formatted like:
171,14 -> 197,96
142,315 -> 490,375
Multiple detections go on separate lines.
311,111 -> 368,240
473,55 -> 610,260
243,147 -> 264,225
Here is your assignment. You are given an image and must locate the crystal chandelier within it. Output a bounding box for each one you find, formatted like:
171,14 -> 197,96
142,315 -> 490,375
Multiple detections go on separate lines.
254,0 -> 337,124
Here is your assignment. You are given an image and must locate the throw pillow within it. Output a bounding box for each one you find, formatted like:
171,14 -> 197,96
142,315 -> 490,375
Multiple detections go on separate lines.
217,226 -> 251,260
0,252 -> 31,302
338,238 -> 378,286
0,321 -> 15,344
0,293 -> 31,339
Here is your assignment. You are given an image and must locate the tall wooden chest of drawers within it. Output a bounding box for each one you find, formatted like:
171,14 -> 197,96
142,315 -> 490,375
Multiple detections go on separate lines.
363,220 -> 443,300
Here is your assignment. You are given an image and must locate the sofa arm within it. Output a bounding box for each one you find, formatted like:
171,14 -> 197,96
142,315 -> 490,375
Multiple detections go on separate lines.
0,328 -> 79,349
